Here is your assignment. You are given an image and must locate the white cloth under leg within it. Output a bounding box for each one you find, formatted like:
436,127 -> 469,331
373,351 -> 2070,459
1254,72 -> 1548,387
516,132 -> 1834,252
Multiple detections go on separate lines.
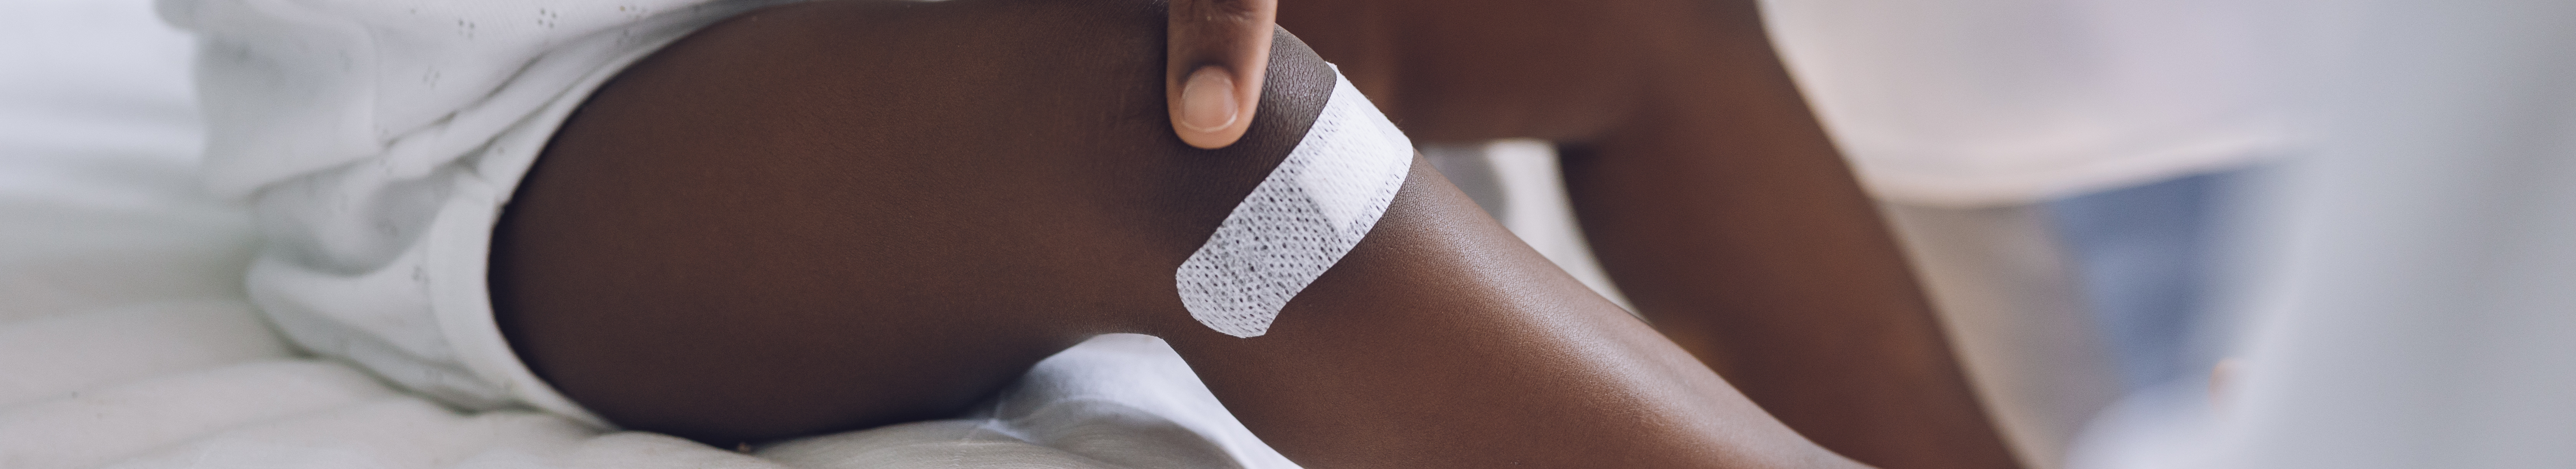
165,0 -> 790,425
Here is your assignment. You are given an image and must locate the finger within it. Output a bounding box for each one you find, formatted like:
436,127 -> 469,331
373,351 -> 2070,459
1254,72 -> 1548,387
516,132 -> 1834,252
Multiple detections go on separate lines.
1168,0 -> 1276,149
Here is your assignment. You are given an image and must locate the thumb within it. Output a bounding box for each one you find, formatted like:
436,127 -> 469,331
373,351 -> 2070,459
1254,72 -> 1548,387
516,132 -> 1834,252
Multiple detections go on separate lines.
1168,0 -> 1276,149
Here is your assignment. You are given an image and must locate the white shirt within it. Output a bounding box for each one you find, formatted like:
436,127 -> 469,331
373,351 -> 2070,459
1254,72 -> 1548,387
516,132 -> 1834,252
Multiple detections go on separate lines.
1764,0 -> 2288,206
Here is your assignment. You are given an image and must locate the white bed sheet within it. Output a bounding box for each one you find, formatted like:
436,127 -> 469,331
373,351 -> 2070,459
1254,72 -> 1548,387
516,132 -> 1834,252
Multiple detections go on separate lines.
0,2 -> 1297,468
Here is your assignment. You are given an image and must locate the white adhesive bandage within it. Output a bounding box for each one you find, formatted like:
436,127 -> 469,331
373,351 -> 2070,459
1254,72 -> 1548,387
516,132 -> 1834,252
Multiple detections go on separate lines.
1176,72 -> 1415,338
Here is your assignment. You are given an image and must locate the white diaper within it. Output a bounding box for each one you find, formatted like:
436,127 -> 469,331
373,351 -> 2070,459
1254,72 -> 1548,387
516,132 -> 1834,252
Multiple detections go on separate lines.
169,0 -> 791,428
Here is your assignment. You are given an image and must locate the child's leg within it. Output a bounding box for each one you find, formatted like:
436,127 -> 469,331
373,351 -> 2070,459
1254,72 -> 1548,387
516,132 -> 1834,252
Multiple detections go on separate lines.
492,0 -> 1852,467
1275,2 -> 2022,467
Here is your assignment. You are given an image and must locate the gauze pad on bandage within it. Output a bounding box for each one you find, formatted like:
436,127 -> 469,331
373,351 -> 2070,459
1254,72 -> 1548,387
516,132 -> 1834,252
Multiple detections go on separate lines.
1177,72 -> 1415,338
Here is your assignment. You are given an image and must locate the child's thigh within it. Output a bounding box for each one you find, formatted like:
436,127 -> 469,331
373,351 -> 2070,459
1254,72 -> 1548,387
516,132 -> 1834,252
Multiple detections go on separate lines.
490,0 -> 1331,444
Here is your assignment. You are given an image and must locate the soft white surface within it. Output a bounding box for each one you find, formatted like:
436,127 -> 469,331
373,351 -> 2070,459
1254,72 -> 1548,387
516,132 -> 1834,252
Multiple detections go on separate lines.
2069,2 -> 2576,467
2202,0 -> 2576,466
0,1 -> 1297,468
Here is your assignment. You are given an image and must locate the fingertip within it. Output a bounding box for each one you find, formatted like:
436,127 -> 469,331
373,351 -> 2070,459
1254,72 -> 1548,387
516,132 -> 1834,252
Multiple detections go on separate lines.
1175,66 -> 1255,149
1179,66 -> 1240,133
1166,0 -> 1274,150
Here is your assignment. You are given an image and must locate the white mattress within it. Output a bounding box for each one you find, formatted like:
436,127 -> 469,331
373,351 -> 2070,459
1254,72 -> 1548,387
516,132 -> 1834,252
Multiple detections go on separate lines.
0,2 -> 1296,468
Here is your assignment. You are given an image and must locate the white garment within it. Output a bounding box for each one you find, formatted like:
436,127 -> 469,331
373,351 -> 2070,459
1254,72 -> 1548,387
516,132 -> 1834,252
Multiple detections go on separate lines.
2203,1 -> 2576,466
1762,0 -> 2286,206
161,0 -> 790,426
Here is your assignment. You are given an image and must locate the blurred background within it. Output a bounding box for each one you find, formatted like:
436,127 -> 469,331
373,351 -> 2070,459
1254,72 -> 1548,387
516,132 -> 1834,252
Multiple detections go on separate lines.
5,0 -> 2571,468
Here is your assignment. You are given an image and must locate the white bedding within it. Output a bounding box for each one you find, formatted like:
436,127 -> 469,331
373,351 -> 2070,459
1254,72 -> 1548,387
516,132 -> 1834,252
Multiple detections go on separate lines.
0,2 -> 1296,468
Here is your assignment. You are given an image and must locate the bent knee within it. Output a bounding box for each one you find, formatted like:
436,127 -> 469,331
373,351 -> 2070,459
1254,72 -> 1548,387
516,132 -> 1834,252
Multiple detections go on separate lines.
496,0 -> 1341,443
522,0 -> 1342,320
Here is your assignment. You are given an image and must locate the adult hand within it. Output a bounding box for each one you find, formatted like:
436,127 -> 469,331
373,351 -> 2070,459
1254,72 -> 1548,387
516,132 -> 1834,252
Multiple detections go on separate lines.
1167,0 -> 1275,149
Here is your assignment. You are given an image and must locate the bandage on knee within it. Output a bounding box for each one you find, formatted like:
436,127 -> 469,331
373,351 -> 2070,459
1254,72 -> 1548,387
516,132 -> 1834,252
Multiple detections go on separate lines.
1175,71 -> 1414,338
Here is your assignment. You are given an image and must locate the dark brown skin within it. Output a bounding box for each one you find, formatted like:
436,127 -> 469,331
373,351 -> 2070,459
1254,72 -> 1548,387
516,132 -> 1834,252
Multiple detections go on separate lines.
497,0 -> 1855,467
1276,2 -> 2022,468
496,0 -> 2013,467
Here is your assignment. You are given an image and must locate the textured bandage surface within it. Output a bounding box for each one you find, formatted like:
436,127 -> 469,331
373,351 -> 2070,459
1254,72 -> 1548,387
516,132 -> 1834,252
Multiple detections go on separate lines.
1176,73 -> 1415,338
